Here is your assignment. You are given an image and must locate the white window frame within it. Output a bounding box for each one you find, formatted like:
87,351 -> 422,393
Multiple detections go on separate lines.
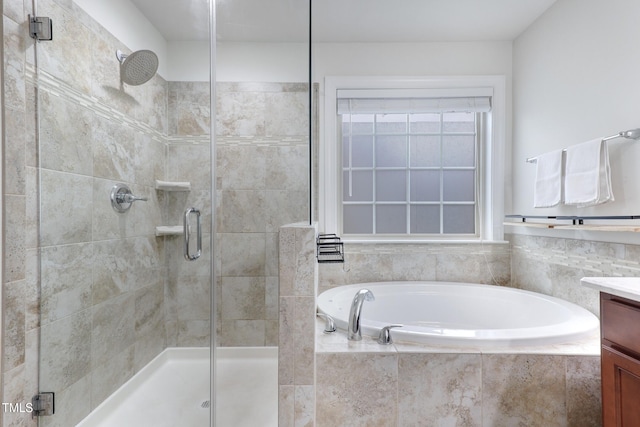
319,75 -> 506,243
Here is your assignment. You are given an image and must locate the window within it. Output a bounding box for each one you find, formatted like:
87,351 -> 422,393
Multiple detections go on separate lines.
340,102 -> 486,236
320,76 -> 506,242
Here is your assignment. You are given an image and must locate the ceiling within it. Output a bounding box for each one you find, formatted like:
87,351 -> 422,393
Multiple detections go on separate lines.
133,0 -> 557,43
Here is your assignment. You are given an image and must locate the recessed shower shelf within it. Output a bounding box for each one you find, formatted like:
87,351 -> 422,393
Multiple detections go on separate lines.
155,180 -> 191,191
155,226 -> 183,237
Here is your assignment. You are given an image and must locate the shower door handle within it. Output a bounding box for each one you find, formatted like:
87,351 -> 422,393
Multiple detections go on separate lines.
184,208 -> 202,261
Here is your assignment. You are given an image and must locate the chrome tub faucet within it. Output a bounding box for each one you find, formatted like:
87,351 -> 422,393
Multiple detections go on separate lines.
348,289 -> 375,341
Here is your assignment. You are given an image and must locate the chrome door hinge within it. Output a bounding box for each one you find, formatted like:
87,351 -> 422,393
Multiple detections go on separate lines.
29,15 -> 53,41
31,392 -> 54,417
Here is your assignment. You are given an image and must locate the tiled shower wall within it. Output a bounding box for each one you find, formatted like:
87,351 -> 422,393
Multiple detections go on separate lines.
216,82 -> 309,346
1,2 -> 210,426
165,81 -> 212,348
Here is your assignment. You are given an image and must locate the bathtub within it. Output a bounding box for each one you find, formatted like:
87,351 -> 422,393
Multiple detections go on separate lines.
317,282 -> 600,347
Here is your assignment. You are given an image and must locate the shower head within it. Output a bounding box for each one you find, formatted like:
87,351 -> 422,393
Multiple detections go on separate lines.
116,49 -> 159,86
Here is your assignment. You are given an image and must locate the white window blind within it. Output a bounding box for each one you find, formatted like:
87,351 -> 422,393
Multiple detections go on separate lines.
337,96 -> 491,115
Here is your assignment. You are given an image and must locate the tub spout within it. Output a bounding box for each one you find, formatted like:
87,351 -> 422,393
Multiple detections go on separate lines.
348,289 -> 375,341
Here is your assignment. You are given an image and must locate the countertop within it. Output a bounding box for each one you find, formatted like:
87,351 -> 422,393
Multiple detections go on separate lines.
581,277 -> 640,303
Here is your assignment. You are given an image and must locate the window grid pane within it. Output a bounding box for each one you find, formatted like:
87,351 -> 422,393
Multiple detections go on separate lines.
342,110 -> 478,235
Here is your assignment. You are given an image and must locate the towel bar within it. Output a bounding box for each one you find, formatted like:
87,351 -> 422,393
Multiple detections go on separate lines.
526,128 -> 640,163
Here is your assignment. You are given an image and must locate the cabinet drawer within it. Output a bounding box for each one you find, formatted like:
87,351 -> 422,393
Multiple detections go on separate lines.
602,297 -> 640,355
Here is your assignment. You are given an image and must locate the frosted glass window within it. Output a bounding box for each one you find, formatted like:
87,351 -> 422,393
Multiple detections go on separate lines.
343,170 -> 373,201
375,135 -> 407,167
348,114 -> 375,134
443,112 -> 475,132
410,205 -> 440,233
442,135 -> 475,167
343,135 -> 374,168
344,205 -> 373,234
443,205 -> 475,234
376,114 -> 406,133
410,135 -> 440,167
340,101 -> 479,236
376,171 -> 406,201
376,205 -> 406,233
410,170 -> 440,201
443,170 -> 475,202
410,113 -> 440,133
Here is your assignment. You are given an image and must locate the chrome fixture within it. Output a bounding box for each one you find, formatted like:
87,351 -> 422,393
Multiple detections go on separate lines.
316,313 -> 336,334
29,15 -> 53,41
347,289 -> 375,341
526,127 -> 640,163
184,208 -> 202,261
377,324 -> 403,345
110,183 -> 147,213
116,49 -> 159,86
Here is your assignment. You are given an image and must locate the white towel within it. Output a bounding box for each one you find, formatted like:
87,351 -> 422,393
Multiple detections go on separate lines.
533,149 -> 564,208
564,138 -> 614,207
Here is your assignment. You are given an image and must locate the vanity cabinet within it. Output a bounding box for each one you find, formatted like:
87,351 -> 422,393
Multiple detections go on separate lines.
600,293 -> 640,426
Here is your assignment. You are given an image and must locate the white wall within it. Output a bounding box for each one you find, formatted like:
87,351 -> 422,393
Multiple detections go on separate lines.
512,0 -> 640,224
216,42 -> 308,82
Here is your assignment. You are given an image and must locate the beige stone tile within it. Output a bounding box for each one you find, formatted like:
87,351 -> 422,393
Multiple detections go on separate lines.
316,353 -> 398,427
266,190 -> 309,233
217,145 -> 267,190
265,276 -> 280,320
220,190 -> 266,232
91,294 -> 136,366
4,105 -> 27,195
217,319 -> 263,347
264,91 -> 309,136
279,296 -> 295,385
279,227 -> 297,297
221,276 -> 265,320
40,243 -> 93,324
265,233 -> 280,277
265,145 -> 309,191
295,385 -> 315,427
39,375 -> 91,427
90,346 -> 135,409
3,280 -> 26,371
40,170 -> 92,246
40,92 -> 94,175
216,90 -> 266,136
40,310 -> 92,391
177,319 -> 211,347
220,233 -> 266,277
4,195 -> 26,283
279,385 -> 295,427
293,297 -> 315,385
294,227 -> 317,297
166,143 -> 211,191
398,353 -> 482,426
482,354 -> 567,427
566,356 -> 602,427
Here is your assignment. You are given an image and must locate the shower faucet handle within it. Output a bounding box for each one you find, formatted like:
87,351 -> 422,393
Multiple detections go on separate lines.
110,183 -> 147,213
377,324 -> 403,345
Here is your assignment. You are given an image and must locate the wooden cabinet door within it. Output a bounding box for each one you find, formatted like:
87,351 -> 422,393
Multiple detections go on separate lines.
602,346 -> 640,427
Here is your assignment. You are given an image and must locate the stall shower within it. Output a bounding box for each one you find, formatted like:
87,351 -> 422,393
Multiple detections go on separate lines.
1,0 -> 310,425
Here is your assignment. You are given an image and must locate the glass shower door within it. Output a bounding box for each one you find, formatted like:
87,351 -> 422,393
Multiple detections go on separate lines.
214,0 -> 310,426
32,0 -> 213,426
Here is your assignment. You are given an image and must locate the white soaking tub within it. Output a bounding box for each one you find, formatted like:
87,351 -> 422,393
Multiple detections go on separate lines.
317,281 -> 600,347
